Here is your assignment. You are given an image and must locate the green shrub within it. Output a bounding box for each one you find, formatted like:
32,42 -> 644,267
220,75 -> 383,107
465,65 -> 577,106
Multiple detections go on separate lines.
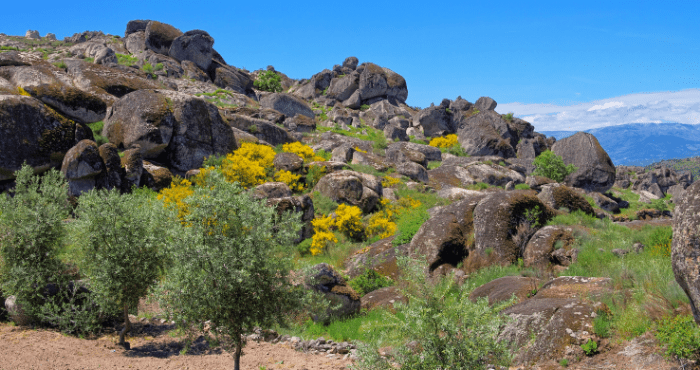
360,104 -> 370,111
593,310 -> 611,338
352,257 -> 513,369
515,183 -> 531,190
311,191 -> 338,216
532,150 -> 577,182
254,70 -> 283,93
559,358 -> 568,367
656,314 -> 700,360
427,161 -> 441,170
306,164 -> 326,190
158,170 -> 301,369
0,164 -> 70,323
315,149 -> 332,161
392,206 -> 429,246
154,63 -> 164,71
297,238 -> 312,256
71,188 -> 171,345
348,269 -> 393,296
115,53 -> 137,66
87,121 -> 108,146
53,61 -> 67,69
142,62 -> 154,74
503,112 -> 514,122
202,154 -> 226,168
581,339 -> 598,355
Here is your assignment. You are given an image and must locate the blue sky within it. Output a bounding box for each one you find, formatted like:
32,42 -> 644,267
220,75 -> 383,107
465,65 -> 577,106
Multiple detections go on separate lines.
4,1 -> 699,130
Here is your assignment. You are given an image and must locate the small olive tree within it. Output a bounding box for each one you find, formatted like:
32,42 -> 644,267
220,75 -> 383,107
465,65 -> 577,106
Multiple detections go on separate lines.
532,150 -> 577,182
70,188 -> 171,345
0,164 -> 70,321
158,171 -> 301,370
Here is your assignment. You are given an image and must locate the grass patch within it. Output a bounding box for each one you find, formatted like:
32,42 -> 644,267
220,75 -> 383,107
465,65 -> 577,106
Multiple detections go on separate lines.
87,121 -> 108,146
115,53 -> 137,66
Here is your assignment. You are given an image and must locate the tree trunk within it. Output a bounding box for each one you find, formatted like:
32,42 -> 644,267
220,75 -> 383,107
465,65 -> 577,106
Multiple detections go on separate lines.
234,342 -> 242,370
119,304 -> 131,345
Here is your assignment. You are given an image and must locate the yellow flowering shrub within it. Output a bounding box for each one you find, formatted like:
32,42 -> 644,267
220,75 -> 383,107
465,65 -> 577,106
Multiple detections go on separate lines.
366,214 -> 397,239
382,175 -> 401,188
235,142 -> 276,169
313,155 -> 327,162
354,146 -> 368,154
17,86 -> 31,97
429,134 -> 459,148
282,142 -> 316,162
220,153 -> 267,188
310,216 -> 337,256
158,178 -> 194,221
274,170 -> 304,191
335,204 -> 364,238
365,197 -> 421,240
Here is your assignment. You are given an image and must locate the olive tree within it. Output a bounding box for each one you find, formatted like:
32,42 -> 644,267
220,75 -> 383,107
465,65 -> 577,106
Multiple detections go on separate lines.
159,171 -> 301,370
70,188 -> 171,346
0,164 -> 70,322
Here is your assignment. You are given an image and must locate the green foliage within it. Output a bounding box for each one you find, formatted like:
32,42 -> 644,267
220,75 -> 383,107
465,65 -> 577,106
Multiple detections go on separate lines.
158,170 -> 301,369
352,257 -> 513,369
0,164 -> 70,322
154,63 -> 164,71
296,238 -> 312,256
360,104 -> 370,111
254,70 -> 283,93
532,150 -> 577,182
71,188 -> 171,343
87,121 -> 108,146
202,154 -> 226,168
142,62 -> 154,74
53,61 -> 67,69
392,205 -> 429,246
559,358 -> 569,367
84,57 -> 94,63
581,339 -> 598,355
515,183 -> 531,190
427,161 -> 441,170
348,269 -> 393,296
315,149 -> 332,161
305,164 -> 326,190
310,191 -> 338,216
655,314 -> 700,360
593,310 -> 611,338
115,53 -> 137,66
503,112 -> 514,122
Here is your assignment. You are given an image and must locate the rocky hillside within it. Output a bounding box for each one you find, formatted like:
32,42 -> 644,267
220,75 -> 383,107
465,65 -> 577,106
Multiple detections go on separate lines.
2,20 -> 700,369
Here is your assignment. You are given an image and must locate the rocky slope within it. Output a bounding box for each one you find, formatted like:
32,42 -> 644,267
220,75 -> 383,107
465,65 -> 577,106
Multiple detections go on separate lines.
1,21 -> 698,369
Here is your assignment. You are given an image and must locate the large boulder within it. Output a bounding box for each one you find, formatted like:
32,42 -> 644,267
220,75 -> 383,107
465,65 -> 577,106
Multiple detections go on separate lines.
1,64 -> 108,123
358,62 -> 407,103
0,95 -> 91,180
61,139 -> 105,197
408,195 -> 487,272
304,263 -> 361,323
103,89 -> 237,173
537,184 -> 596,216
64,59 -> 157,104
144,21 -> 183,55
414,105 -> 454,137
260,93 -> 314,119
313,170 -> 382,213
463,163 -> 525,187
224,113 -> 296,146
471,191 -> 554,266
168,30 -> 214,71
551,132 -> 615,192
267,194 -> 315,242
469,276 -> 541,305
98,143 -> 126,191
326,72 -> 359,102
672,181 -> 700,325
345,236 -> 409,280
522,225 -> 576,269
124,31 -> 147,54
125,19 -> 150,36
456,110 -> 516,158
210,63 -> 254,95
427,165 -> 477,190
386,142 -> 442,163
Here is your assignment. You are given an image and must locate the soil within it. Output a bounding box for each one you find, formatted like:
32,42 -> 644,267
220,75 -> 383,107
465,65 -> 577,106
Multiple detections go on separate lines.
0,319 -> 351,370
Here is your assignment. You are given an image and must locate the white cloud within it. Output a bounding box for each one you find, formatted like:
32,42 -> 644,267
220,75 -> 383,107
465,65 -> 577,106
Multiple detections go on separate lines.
496,89 -> 700,131
587,101 -> 624,111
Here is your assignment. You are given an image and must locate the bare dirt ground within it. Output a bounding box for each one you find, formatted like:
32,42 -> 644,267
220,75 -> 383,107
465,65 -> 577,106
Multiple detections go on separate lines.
0,320 -> 351,370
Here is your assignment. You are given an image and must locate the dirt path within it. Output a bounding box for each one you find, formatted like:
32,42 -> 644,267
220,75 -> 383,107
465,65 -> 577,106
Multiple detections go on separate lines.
0,322 -> 351,370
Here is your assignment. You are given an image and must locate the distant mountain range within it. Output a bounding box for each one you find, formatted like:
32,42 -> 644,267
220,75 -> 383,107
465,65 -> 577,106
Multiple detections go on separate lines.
540,123 -> 700,166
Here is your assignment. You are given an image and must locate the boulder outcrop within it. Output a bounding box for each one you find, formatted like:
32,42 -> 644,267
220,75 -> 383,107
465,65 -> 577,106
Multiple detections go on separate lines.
551,132 -> 615,192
